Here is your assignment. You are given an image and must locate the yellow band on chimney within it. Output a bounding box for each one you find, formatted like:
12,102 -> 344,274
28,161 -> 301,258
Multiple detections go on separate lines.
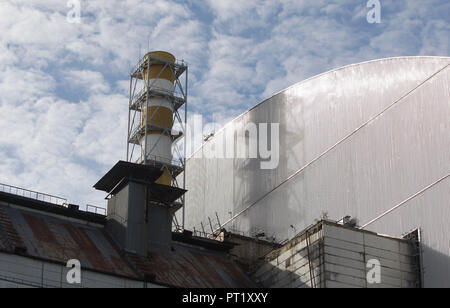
141,106 -> 174,130
144,51 -> 176,83
155,169 -> 172,186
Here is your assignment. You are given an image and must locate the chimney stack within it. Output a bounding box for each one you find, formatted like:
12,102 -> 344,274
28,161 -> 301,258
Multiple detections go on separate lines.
94,51 -> 188,255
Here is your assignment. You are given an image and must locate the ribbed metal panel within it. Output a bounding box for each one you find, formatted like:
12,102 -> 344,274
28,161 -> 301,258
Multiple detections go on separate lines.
0,200 -> 255,288
181,57 -> 450,287
251,222 -> 420,288
0,252 -> 156,288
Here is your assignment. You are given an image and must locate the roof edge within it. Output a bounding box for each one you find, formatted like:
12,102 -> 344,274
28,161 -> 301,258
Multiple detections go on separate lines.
187,56 -> 450,162
0,191 -> 106,225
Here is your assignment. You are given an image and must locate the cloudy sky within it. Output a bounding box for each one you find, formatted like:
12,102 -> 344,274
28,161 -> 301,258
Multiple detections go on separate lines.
0,0 -> 448,209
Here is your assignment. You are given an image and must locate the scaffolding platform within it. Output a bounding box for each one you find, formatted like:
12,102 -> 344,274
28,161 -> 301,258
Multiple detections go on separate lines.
128,125 -> 183,145
131,55 -> 187,80
126,51 -> 188,228
130,88 -> 185,112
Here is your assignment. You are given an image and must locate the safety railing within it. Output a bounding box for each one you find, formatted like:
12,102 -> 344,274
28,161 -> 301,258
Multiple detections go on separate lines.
0,182 -> 107,216
0,182 -> 67,206
131,54 -> 187,78
85,204 -> 107,216
134,154 -> 184,168
132,86 -> 185,105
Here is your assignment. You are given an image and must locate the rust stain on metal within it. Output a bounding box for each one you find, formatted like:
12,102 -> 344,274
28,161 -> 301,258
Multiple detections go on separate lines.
126,248 -> 254,288
0,205 -> 137,278
110,255 -> 137,277
22,213 -> 57,243
190,251 -> 228,286
22,213 -> 67,260
0,203 -> 254,287
0,207 -> 26,251
63,223 -> 114,273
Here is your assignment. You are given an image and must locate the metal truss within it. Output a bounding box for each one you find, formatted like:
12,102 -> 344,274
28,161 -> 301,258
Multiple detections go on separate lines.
126,53 -> 188,228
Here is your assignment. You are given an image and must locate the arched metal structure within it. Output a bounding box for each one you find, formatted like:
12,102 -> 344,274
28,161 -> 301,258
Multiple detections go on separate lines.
180,57 -> 450,287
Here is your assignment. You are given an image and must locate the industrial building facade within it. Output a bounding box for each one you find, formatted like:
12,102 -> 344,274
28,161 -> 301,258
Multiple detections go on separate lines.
250,221 -> 421,288
0,188 -> 254,288
0,56 -> 448,288
0,189 -> 422,288
180,57 -> 450,287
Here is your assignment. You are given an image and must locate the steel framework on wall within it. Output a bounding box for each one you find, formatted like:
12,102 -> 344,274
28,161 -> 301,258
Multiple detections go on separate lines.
126,54 -> 188,228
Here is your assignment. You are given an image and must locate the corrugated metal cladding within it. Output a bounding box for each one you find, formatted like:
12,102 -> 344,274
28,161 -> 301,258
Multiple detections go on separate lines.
252,222 -> 421,288
0,203 -> 254,288
180,57 -> 450,287
0,205 -> 138,279
126,249 -> 254,288
0,252 -> 157,288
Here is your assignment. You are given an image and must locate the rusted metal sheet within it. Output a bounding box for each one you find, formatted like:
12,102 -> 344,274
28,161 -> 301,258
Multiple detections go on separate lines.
126,248 -> 255,288
0,203 -> 254,288
0,206 -> 26,252
0,204 -> 138,279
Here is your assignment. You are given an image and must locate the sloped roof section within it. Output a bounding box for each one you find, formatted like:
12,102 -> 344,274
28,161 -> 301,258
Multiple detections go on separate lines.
0,203 -> 138,279
126,247 -> 255,288
0,194 -> 254,288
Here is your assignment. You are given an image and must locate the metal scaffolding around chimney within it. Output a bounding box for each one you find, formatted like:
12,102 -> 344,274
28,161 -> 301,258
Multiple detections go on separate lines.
126,53 -> 188,229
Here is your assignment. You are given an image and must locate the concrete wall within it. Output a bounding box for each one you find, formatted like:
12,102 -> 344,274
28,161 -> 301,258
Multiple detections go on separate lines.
106,181 -> 173,255
0,252 -> 161,288
322,224 -> 420,288
252,222 -> 421,288
227,234 -> 281,269
252,226 -> 324,288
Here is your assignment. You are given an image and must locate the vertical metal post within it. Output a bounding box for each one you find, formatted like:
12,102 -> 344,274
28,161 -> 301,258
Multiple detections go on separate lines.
201,222 -> 206,235
215,212 -> 221,230
208,217 -> 214,234
182,66 -> 188,230
41,262 -> 44,287
145,185 -> 149,223
144,56 -> 150,165
127,76 -> 132,161
305,230 -> 316,288
319,238 -> 325,288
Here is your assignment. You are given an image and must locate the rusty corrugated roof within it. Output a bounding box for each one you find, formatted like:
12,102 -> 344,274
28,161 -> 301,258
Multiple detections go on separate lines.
126,248 -> 255,288
0,204 -> 138,279
0,200 -> 254,288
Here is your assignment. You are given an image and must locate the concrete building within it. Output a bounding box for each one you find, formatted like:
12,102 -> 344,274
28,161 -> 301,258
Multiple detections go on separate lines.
0,183 -> 254,288
1,55 -> 447,288
0,184 -> 422,288
251,221 -> 421,288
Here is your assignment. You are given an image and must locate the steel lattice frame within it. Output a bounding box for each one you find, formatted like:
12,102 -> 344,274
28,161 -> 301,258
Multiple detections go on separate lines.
126,54 -> 188,228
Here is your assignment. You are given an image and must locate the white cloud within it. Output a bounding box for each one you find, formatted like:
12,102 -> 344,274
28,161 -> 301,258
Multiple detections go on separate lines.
205,0 -> 280,35
0,68 -> 56,102
0,0 -> 448,209
0,0 -> 205,207
73,93 -> 128,166
65,70 -> 110,94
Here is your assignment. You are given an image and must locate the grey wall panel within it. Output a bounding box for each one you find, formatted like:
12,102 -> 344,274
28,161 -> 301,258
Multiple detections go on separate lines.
0,252 -> 159,288
182,57 -> 450,287
252,222 -> 420,288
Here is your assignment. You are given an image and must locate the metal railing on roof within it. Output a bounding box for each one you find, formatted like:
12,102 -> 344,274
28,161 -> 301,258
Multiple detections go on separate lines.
0,182 -> 107,217
0,182 -> 68,206
85,204 -> 107,216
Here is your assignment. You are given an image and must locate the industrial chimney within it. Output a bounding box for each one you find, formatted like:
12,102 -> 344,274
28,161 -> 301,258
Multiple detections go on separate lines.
94,51 -> 188,255
140,51 -> 176,186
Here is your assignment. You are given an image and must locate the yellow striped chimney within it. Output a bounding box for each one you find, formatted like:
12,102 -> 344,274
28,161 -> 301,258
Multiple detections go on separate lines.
140,51 -> 176,186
